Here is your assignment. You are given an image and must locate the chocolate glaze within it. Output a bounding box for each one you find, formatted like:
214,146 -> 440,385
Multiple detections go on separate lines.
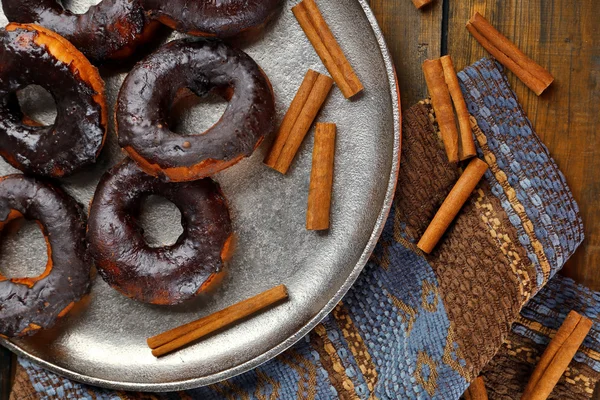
142,0 -> 283,38
0,175 -> 91,338
117,39 -> 275,182
87,160 -> 233,305
0,25 -> 107,178
1,0 -> 156,62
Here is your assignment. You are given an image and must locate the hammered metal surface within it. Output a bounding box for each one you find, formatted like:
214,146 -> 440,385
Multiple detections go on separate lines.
0,0 -> 400,391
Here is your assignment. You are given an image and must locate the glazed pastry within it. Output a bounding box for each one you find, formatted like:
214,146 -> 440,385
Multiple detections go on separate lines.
0,24 -> 107,178
142,0 -> 283,38
87,160 -> 234,305
116,39 -> 275,181
1,0 -> 158,62
0,175 -> 91,338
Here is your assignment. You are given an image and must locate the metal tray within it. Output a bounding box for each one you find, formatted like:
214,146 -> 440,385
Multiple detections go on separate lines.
0,0 -> 400,391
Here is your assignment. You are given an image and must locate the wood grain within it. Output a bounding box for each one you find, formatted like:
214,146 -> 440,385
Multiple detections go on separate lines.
368,0 -> 443,110
446,0 -> 600,289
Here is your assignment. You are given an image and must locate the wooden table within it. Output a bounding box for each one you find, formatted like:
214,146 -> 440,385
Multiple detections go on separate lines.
370,0 -> 600,289
1,1 -> 599,398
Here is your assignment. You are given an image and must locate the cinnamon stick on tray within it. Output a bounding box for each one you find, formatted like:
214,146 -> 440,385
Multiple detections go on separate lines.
464,376 -> 489,400
412,0 -> 433,9
441,55 -> 477,161
293,0 -> 363,99
417,158 -> 488,253
423,59 -> 460,163
148,285 -> 289,357
466,12 -> 554,96
265,69 -> 333,174
521,311 -> 593,400
307,123 -> 336,231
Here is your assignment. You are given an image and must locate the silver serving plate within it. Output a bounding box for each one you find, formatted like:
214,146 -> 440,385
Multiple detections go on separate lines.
0,0 -> 400,391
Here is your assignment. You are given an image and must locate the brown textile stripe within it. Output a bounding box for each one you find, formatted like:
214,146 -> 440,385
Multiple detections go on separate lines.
427,186 -> 522,376
9,364 -> 38,400
397,103 -> 524,375
310,324 -> 360,400
471,117 -> 552,286
393,103 -> 459,243
473,186 -> 535,303
278,350 -> 317,400
254,370 -> 281,400
481,334 -> 598,398
332,303 -> 379,394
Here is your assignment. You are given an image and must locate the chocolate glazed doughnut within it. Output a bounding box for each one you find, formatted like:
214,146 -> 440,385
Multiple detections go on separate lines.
0,24 -> 107,178
0,175 -> 91,338
117,39 -> 275,182
87,160 -> 234,305
142,0 -> 283,38
1,0 -> 157,61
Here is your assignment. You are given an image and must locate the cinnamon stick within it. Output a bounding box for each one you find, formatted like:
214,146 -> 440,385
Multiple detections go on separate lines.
521,311 -> 593,400
148,285 -> 288,357
466,12 -> 554,96
423,59 -> 460,163
464,376 -> 489,400
440,55 -> 476,161
417,158 -> 488,253
293,0 -> 363,99
307,123 -> 336,230
412,0 -> 433,9
265,70 -> 320,167
265,70 -> 333,174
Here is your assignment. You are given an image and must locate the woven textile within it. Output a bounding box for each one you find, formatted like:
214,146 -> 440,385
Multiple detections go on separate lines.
7,58 -> 595,399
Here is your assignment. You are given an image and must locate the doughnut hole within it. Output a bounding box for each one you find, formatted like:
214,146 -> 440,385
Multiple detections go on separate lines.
0,218 -> 49,281
138,195 -> 184,248
168,88 -> 229,136
16,85 -> 57,127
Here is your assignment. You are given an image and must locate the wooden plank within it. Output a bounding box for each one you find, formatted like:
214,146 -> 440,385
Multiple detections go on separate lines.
368,0 -> 444,111
447,0 -> 600,289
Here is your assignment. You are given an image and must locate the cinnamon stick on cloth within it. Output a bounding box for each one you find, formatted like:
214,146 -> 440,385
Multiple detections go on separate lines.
264,69 -> 333,174
417,158 -> 489,253
521,311 -> 593,400
466,12 -> 554,95
441,55 -> 477,161
307,123 -> 336,231
464,376 -> 489,400
423,58 -> 460,163
293,0 -> 363,99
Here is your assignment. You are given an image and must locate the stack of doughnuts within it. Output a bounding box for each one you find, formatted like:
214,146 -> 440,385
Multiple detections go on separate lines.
0,0 -> 279,337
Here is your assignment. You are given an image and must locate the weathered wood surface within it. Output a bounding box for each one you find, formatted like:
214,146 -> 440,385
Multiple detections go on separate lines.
372,0 -> 600,290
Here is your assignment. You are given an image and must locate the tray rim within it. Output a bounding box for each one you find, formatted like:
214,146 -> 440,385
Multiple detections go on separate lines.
1,0 -> 402,392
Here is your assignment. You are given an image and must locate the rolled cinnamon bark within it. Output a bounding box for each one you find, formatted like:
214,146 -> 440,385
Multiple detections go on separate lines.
466,12 -> 554,96
293,0 -> 363,99
417,158 -> 488,253
522,311 -> 593,400
307,123 -> 336,230
423,59 -> 460,163
440,55 -> 477,161
464,376 -> 488,400
264,70 -> 333,174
